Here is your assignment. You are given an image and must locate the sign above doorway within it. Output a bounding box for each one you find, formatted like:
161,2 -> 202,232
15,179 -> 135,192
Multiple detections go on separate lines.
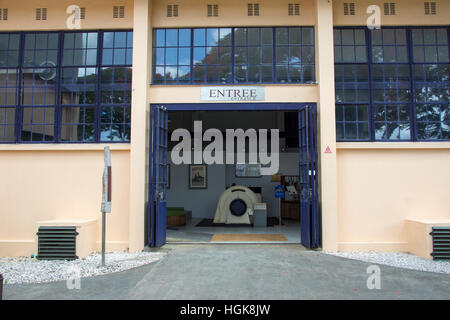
200,86 -> 265,102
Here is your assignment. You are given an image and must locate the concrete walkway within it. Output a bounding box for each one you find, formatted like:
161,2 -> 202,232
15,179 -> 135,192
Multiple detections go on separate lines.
4,244 -> 450,300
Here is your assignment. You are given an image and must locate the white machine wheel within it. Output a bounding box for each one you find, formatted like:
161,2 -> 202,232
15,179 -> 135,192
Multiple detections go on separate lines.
213,186 -> 259,224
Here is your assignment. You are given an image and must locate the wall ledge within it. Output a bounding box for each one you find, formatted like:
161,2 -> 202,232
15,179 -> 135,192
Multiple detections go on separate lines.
0,144 -> 131,152
337,142 -> 450,150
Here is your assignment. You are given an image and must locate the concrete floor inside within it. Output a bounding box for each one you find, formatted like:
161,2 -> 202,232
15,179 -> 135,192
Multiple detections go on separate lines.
166,218 -> 301,243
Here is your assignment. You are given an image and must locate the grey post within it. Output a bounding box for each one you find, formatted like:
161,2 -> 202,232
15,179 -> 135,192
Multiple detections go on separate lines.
101,147 -> 112,266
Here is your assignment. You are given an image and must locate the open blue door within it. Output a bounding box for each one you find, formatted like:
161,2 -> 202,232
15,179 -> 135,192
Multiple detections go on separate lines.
298,105 -> 320,248
148,105 -> 168,247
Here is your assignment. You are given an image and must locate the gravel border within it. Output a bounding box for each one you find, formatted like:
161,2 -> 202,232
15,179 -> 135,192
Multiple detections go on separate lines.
324,251 -> 450,275
0,251 -> 166,284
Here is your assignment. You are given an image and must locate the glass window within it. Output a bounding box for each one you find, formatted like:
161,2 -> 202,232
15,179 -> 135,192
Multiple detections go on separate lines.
0,33 -> 20,68
0,30 -> 133,144
153,28 -> 192,84
100,70 -> 132,142
334,29 -> 367,63
234,27 -> 273,83
412,28 -> 450,140
102,31 -> 133,66
274,27 -> 315,83
152,27 -> 315,84
371,29 -> 411,141
412,28 -> 449,63
60,67 -> 97,142
21,32 -> 59,142
192,28 -> 232,84
335,27 -> 450,142
0,33 -> 20,142
334,28 -> 370,141
371,28 -> 408,63
63,32 -> 98,66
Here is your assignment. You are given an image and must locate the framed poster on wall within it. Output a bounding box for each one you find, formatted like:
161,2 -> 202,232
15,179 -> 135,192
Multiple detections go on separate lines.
189,165 -> 207,189
235,163 -> 262,177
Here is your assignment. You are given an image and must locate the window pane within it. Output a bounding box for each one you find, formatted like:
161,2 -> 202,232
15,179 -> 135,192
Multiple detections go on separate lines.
235,28 -> 247,46
206,29 -> 219,47
276,28 -> 288,45
302,28 -> 314,45
261,28 -> 273,45
289,28 -> 301,45
154,29 -> 165,47
193,29 -> 205,46
248,28 -> 259,45
220,28 -> 232,46
179,29 -> 190,46
166,29 -> 178,47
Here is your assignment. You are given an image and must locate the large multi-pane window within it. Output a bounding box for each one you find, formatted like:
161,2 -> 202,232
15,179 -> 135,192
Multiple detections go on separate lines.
412,28 -> 450,140
152,27 -> 316,84
0,33 -> 20,142
334,27 -> 450,141
334,29 -> 370,140
0,30 -> 133,144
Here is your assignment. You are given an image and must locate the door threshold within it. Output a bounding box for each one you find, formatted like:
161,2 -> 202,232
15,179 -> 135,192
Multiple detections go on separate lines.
166,241 -> 302,245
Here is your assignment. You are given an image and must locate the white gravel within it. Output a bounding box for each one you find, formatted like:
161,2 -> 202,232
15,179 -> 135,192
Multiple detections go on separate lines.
0,251 -> 166,285
324,251 -> 450,275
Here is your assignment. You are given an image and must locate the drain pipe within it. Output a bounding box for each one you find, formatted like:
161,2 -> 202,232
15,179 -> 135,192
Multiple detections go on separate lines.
0,274 -> 3,300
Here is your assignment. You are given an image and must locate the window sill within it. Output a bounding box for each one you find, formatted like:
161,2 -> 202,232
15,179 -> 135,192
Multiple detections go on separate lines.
0,143 -> 131,151
337,142 -> 450,150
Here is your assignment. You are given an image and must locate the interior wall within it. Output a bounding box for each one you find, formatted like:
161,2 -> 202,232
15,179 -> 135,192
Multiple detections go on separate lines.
167,161 -> 226,218
226,152 -> 299,218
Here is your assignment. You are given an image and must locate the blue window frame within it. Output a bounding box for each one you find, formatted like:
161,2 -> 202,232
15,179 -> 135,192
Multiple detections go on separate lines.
0,30 -> 133,144
152,27 -> 316,84
412,28 -> 450,140
100,31 -> 133,142
334,26 -> 450,142
372,28 -> 411,141
21,32 -> 59,142
0,33 -> 20,142
334,28 -> 370,140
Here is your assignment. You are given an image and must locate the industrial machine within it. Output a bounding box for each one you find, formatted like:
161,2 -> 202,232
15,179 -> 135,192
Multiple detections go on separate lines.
213,186 -> 262,224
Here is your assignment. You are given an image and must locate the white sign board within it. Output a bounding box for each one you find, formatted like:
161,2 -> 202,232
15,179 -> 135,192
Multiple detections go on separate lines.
201,86 -> 265,102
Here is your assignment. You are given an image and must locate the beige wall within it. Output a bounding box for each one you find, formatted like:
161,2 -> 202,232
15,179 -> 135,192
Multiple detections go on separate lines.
152,0 -> 316,27
0,0 -> 134,30
333,0 -> 450,26
0,146 -> 131,257
129,0 -> 152,252
337,143 -> 450,251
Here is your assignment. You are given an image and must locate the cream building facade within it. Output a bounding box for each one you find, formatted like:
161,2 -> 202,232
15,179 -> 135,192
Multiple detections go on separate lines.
0,0 -> 449,260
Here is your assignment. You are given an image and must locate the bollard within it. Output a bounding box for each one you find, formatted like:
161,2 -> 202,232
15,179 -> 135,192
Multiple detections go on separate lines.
0,274 -> 3,300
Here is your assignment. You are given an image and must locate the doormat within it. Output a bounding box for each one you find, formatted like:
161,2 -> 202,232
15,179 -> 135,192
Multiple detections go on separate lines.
211,234 -> 288,242
196,217 -> 283,227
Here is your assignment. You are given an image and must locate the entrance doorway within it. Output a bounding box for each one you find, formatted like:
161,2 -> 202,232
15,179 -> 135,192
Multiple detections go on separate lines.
148,103 -> 319,248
